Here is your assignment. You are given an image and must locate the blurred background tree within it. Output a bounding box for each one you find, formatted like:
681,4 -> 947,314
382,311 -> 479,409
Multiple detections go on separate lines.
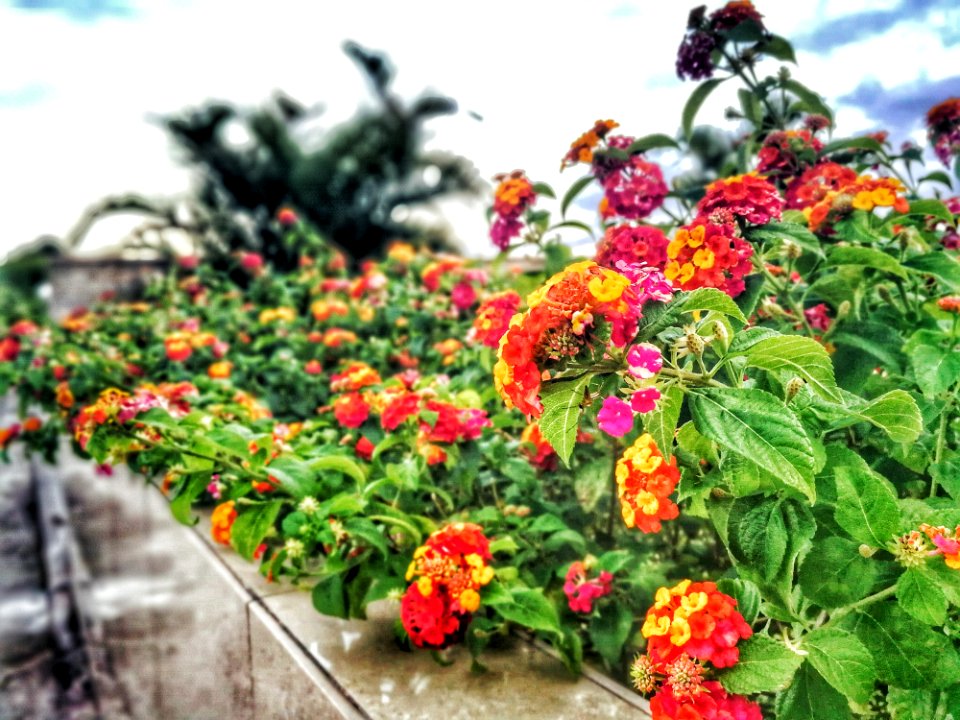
58,42 -> 481,272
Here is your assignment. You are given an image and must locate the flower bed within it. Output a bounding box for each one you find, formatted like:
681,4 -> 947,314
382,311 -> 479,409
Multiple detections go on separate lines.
3,2 -> 960,718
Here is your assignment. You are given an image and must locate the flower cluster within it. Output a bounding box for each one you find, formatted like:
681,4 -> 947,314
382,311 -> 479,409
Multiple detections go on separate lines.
615,434 -> 680,533
630,579 -> 758,717
469,290 -> 522,348
920,524 -> 960,570
330,362 -> 382,392
641,579 -> 753,668
698,173 -> 783,225
927,98 -> 960,167
756,129 -> 823,178
665,218 -> 754,297
676,1 -> 765,81
562,119 -> 619,169
563,560 -> 613,613
490,171 -> 537,251
595,224 -> 670,271
211,500 -> 237,545
401,523 -> 494,649
74,383 -> 198,450
788,165 -> 909,231
494,261 -> 645,416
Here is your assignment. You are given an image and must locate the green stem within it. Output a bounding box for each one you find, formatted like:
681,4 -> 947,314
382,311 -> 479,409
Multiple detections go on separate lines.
659,366 -> 724,388
828,585 -> 897,624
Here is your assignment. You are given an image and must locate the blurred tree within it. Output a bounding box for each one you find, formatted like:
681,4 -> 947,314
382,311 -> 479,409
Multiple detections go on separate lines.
160,41 -> 481,269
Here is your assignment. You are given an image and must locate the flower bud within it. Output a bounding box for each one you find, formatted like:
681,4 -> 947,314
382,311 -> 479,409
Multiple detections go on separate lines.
836,300 -> 852,321
785,376 -> 805,402
686,332 -> 705,358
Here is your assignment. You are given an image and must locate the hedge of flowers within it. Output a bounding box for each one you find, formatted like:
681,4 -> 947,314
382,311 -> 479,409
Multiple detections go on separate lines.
3,2 -> 960,718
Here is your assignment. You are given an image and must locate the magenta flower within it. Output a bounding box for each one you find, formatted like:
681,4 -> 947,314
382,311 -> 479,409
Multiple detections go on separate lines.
630,387 -> 662,414
627,343 -> 663,379
451,281 -> 477,310
563,561 -> 614,613
597,396 -> 634,437
803,303 -> 832,332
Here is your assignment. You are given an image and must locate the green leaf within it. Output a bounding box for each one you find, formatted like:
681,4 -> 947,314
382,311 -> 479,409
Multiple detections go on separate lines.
728,495 -> 814,584
850,389 -> 923,444
531,182 -> 556,199
588,604 -> 634,668
719,634 -> 803,694
747,222 -> 823,258
819,136 -> 885,157
310,454 -> 368,486
716,578 -> 761,624
834,465 -> 901,547
775,663 -> 852,720
495,589 -> 561,635
560,176 -> 594,218
783,78 -> 834,122
344,518 -> 389,558
910,343 -> 960,399
758,34 -> 796,63
312,573 -> 347,619
901,198 -> 955,224
230,500 -> 283,560
803,628 -> 876,704
903,252 -> 960,291
481,580 -> 513,606
896,566 -> 948,625
734,272 -> 766,320
827,246 -> 908,279
266,455 -> 318,497
689,388 -> 816,502
626,133 -> 679,154
851,604 -> 960,689
547,219 -> 595,237
886,688 -> 939,720
680,287 -> 748,324
740,335 -> 840,402
682,78 -> 727,140
538,374 -> 593,466
169,474 -> 209,526
641,385 -> 683,459
798,536 -> 878,608
918,170 -> 955,189
489,535 -> 520,555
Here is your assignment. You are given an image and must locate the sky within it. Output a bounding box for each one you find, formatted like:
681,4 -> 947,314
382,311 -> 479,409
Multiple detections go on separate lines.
1,0 -> 959,260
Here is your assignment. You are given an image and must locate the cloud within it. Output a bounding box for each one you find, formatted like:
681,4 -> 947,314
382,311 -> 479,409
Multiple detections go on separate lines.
8,0 -> 136,22
793,0 -> 952,52
0,82 -> 51,107
838,73 -> 960,137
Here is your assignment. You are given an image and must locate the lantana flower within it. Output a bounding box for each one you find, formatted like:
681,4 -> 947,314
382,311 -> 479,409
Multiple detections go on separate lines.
563,560 -> 614,613
616,434 -> 680,533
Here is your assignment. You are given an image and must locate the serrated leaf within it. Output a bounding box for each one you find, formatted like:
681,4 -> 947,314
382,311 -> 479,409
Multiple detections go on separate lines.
803,628 -> 875,703
689,388 -> 816,502
798,536 -> 878,608
719,634 -> 802,694
740,335 -> 840,402
538,374 -> 593,466
728,496 -> 814,587
682,78 -> 727,140
267,455 -> 319,497
680,287 -> 748,323
588,604 -> 634,668
901,198 -> 955,224
896,567 -> 948,625
747,222 -> 823,258
560,176 -> 594,218
169,474 -> 209,526
903,251 -> 960,290
775,663 -> 852,720
850,389 -> 923,443
834,465 -> 901,547
911,343 -> 960,399
851,604 -> 960,689
716,578 -> 761,624
828,246 -> 908,279
641,385 -> 683,459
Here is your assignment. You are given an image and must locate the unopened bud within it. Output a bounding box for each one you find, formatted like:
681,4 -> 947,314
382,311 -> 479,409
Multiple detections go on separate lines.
713,321 -> 729,350
836,300 -> 851,321
785,377 -> 805,402
832,194 -> 854,214
514,505 -> 531,518
782,240 -> 802,260
859,544 -> 877,558
878,286 -> 895,305
686,332 -> 705,357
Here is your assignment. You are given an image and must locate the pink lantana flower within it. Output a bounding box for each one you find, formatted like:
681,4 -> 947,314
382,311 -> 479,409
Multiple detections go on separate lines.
627,343 -> 663,379
598,396 -> 634,437
450,281 -> 477,310
630,387 -> 662,414
564,561 -> 614,613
